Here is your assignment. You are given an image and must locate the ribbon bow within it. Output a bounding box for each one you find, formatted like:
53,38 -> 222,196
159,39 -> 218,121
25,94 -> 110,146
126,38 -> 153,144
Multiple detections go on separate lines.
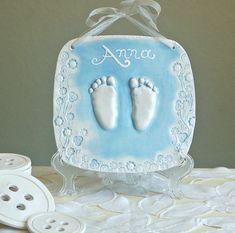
72,0 -> 173,48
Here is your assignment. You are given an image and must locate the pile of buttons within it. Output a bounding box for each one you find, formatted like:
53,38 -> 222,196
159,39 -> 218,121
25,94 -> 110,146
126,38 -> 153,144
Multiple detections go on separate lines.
0,153 -> 85,233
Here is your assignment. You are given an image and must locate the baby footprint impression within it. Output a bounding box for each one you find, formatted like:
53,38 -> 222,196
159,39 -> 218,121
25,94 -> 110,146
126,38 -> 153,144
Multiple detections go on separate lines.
89,76 -> 118,130
129,77 -> 158,131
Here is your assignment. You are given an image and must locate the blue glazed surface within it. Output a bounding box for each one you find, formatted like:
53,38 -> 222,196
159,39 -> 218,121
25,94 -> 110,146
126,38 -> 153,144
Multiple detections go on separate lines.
75,38 -> 176,158
53,36 -> 195,173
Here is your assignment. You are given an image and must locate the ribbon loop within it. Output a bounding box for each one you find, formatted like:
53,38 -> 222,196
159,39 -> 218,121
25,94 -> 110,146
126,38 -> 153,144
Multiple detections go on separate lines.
86,7 -> 122,28
72,0 -> 173,49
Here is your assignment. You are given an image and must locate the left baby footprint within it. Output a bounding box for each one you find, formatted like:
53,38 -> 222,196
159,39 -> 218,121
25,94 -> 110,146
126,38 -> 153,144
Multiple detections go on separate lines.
89,76 -> 118,130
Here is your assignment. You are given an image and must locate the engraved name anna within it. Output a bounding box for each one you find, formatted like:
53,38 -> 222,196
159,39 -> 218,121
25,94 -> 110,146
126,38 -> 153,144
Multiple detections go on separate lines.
91,45 -> 156,68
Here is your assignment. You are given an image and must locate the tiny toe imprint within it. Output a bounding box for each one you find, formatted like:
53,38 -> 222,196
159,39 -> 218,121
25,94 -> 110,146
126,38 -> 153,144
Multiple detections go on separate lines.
96,79 -> 102,85
92,82 -> 98,89
101,76 -> 106,84
89,76 -> 118,130
129,78 -> 139,89
107,76 -> 115,86
139,78 -> 145,85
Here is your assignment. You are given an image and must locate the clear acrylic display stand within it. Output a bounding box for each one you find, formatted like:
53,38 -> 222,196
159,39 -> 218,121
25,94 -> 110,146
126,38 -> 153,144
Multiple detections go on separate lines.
51,152 -> 194,198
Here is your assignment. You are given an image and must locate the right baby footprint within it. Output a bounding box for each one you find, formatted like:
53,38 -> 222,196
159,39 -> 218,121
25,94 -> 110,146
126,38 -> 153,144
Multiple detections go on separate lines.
129,77 -> 158,131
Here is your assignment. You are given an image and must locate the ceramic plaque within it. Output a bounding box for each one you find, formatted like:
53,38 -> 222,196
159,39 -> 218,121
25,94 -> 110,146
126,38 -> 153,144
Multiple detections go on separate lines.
53,36 -> 195,173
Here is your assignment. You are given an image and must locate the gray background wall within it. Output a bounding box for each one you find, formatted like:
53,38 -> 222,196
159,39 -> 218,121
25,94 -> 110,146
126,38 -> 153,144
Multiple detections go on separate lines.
0,0 -> 234,167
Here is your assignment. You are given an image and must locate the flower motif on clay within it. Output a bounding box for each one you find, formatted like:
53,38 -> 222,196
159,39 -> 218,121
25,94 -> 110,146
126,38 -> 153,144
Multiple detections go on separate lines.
69,92 -> 78,102
157,154 -> 172,170
59,87 -> 67,95
60,51 -> 69,63
171,127 -> 179,135
179,91 -> 186,98
63,127 -> 72,137
57,74 -> 65,82
68,58 -> 79,70
73,136 -> 83,147
126,161 -> 136,171
66,147 -> 75,157
80,128 -> 88,137
56,97 -> 64,105
90,159 -> 100,170
172,61 -> 182,74
54,116 -> 64,127
188,117 -> 195,126
184,72 -> 193,82
109,161 -> 118,170
66,112 -> 75,121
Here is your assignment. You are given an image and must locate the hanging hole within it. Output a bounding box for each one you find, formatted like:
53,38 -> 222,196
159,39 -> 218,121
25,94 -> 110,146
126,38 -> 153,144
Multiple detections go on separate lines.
61,222 -> 69,226
172,46 -> 176,49
57,228 -> 65,232
16,203 -> 26,211
9,185 -> 18,192
5,162 -> 13,166
1,194 -> 10,201
48,219 -> 56,223
9,185 -> 19,192
6,158 -> 15,162
44,225 -> 52,230
24,194 -> 34,201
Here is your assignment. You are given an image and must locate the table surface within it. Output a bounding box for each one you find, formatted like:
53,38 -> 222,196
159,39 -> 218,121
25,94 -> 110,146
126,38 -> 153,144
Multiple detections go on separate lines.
1,167 -> 235,233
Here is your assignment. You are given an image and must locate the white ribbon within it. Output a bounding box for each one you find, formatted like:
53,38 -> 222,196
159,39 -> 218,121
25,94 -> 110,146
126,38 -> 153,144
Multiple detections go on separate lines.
72,0 -> 173,48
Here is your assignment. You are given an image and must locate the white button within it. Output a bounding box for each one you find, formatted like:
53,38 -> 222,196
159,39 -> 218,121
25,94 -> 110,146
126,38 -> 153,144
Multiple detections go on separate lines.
22,166 -> 32,175
0,171 -> 55,229
27,212 -> 85,233
0,153 -> 31,172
